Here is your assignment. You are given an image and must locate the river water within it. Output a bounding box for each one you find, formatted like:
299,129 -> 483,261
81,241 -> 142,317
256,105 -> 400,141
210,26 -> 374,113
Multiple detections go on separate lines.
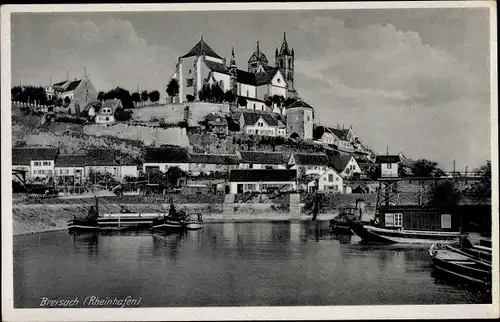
13,221 -> 491,307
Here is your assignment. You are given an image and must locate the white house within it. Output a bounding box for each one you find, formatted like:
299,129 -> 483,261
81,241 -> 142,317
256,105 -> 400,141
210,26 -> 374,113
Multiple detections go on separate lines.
376,155 -> 401,178
314,168 -> 344,193
239,112 -> 284,137
188,153 -> 239,175
237,151 -> 287,169
54,154 -> 86,181
85,149 -> 138,182
96,99 -> 122,124
12,147 -> 59,179
329,154 -> 362,179
313,126 -> 355,153
143,147 -> 191,173
229,169 -> 296,194
288,152 -> 331,176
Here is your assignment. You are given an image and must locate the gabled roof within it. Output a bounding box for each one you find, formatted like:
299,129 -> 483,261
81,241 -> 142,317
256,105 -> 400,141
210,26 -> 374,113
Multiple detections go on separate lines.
65,79 -> 82,92
329,154 -> 354,173
229,169 -> 296,182
144,147 -> 190,164
240,112 -> 278,127
12,147 -> 59,165
291,153 -> 330,166
285,99 -> 313,110
205,60 -> 230,75
237,69 -> 256,85
55,154 -> 88,167
182,38 -> 222,59
376,155 -> 401,164
239,151 -> 286,165
189,153 -> 239,165
53,80 -> 68,87
85,149 -> 119,166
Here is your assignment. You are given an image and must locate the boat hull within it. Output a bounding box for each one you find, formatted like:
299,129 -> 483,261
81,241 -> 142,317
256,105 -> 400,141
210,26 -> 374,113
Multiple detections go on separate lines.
67,219 -> 98,232
348,221 -> 460,244
429,244 -> 491,286
186,222 -> 204,230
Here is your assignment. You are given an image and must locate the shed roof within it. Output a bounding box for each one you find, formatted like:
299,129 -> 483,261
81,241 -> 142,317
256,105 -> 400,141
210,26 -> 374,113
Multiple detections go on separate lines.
144,147 -> 190,163
291,153 -> 330,166
189,153 -> 239,165
239,151 -> 286,165
55,154 -> 88,167
12,147 -> 59,165
229,169 -> 296,182
329,154 -> 353,172
376,155 -> 401,163
204,60 -> 230,75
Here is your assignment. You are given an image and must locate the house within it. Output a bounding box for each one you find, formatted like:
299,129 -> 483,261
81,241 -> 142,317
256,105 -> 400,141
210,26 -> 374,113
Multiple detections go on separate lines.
237,151 -> 287,169
200,112 -> 228,135
239,112 -> 284,137
301,167 -> 345,193
329,154 -> 362,179
12,147 -> 59,179
180,179 -> 227,194
143,146 -> 190,173
96,99 -> 122,124
288,152 -> 331,176
85,149 -> 138,182
376,155 -> 401,178
53,76 -> 98,113
378,205 -> 462,232
189,153 -> 239,175
54,154 -> 87,183
313,125 -> 355,153
229,169 -> 297,194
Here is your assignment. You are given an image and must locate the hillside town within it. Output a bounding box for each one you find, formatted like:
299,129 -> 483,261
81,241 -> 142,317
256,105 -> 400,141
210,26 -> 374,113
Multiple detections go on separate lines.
11,34 -> 487,199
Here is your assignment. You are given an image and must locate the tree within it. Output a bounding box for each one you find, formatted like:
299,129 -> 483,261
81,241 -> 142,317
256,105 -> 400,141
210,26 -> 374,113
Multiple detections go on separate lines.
284,97 -> 297,107
166,79 -> 180,102
11,85 -> 48,104
149,90 -> 160,103
411,159 -> 444,177
224,90 -> 236,104
104,87 -> 134,109
265,97 -> 273,108
165,166 -> 187,187
141,90 -> 149,102
198,84 -> 212,102
237,96 -> 247,107
470,160 -> 491,200
427,179 -> 461,208
11,86 -> 23,101
211,83 -> 224,103
97,91 -> 105,101
56,98 -> 63,107
131,92 -> 141,104
114,107 -> 133,121
186,94 -> 195,102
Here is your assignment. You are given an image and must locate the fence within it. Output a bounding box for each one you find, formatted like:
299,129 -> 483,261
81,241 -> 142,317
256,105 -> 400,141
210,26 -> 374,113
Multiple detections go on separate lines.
12,101 -> 55,113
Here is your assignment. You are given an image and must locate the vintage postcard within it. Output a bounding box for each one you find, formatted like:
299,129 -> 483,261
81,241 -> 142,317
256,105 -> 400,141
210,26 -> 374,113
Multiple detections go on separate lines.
1,2 -> 498,321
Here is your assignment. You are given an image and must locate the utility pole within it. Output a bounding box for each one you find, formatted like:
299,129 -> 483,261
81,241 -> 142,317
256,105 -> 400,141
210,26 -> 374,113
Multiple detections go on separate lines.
453,160 -> 456,176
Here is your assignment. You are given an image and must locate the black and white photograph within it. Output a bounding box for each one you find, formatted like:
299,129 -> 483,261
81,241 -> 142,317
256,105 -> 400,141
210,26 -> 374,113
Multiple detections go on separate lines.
1,2 -> 498,321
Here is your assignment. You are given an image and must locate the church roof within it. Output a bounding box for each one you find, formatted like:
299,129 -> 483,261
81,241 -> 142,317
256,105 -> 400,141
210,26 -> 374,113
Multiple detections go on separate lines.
204,60 -> 230,75
237,69 -> 256,86
65,79 -> 82,92
255,68 -> 280,86
285,99 -> 313,110
248,41 -> 269,63
182,37 -> 222,60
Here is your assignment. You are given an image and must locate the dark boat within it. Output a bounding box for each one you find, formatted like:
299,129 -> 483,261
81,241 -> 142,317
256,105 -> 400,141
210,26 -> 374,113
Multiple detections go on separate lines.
347,206 -> 462,245
151,204 -> 187,231
329,199 -> 365,235
185,213 -> 204,231
67,199 -> 99,232
429,240 -> 492,286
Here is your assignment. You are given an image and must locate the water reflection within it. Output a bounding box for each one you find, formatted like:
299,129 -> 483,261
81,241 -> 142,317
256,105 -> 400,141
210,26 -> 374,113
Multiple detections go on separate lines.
13,222 -> 492,307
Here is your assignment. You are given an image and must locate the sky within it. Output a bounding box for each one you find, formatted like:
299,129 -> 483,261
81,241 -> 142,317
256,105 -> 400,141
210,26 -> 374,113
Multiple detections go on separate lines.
10,8 -> 491,170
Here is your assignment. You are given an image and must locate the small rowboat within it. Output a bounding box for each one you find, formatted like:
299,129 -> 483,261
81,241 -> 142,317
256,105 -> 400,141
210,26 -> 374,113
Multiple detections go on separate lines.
429,242 -> 491,286
185,213 -> 204,231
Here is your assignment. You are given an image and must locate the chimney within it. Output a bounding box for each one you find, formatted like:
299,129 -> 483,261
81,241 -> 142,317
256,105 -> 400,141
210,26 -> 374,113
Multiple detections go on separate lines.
222,58 -> 226,65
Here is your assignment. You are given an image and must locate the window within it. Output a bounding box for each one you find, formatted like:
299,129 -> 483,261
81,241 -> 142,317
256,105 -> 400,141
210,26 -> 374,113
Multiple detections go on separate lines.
43,161 -> 50,166
253,104 -> 256,110
186,78 -> 193,87
246,90 -> 249,97
385,213 -> 403,227
387,163 -> 392,169
249,164 -> 253,169
333,185 -> 338,191
245,184 -> 256,191
34,162 -> 41,166
189,69 -> 192,74
65,169 -> 69,174
328,174 -> 333,182
441,214 -> 452,229
307,116 -> 310,121
336,177 -> 339,182
105,117 -> 109,121
277,78 -> 281,83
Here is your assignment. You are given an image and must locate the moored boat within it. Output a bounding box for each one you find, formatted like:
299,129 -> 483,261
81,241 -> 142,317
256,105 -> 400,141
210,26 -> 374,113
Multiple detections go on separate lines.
429,242 -> 491,286
185,213 -> 204,231
151,204 -> 187,231
348,206 -> 463,244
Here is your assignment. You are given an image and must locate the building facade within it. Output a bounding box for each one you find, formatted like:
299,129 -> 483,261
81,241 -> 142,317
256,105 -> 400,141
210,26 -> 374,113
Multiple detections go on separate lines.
286,99 -> 314,140
229,169 -> 297,194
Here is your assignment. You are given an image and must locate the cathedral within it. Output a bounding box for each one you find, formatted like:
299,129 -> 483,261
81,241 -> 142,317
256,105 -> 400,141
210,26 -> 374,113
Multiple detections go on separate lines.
172,33 -> 298,113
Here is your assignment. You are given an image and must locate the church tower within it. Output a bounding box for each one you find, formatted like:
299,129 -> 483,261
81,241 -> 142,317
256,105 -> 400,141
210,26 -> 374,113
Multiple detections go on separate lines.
275,32 -> 296,97
248,41 -> 268,73
230,47 -> 238,96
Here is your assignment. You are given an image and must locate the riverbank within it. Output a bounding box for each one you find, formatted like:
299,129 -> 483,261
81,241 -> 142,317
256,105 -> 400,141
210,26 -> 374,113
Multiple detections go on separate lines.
12,203 -> 353,236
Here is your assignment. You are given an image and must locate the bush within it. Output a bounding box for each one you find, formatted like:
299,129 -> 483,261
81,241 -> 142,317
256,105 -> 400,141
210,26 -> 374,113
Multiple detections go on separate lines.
186,94 -> 195,102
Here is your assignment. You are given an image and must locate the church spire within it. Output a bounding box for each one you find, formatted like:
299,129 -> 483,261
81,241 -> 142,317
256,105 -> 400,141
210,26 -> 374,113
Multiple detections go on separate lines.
256,41 -> 260,56
230,47 -> 236,67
